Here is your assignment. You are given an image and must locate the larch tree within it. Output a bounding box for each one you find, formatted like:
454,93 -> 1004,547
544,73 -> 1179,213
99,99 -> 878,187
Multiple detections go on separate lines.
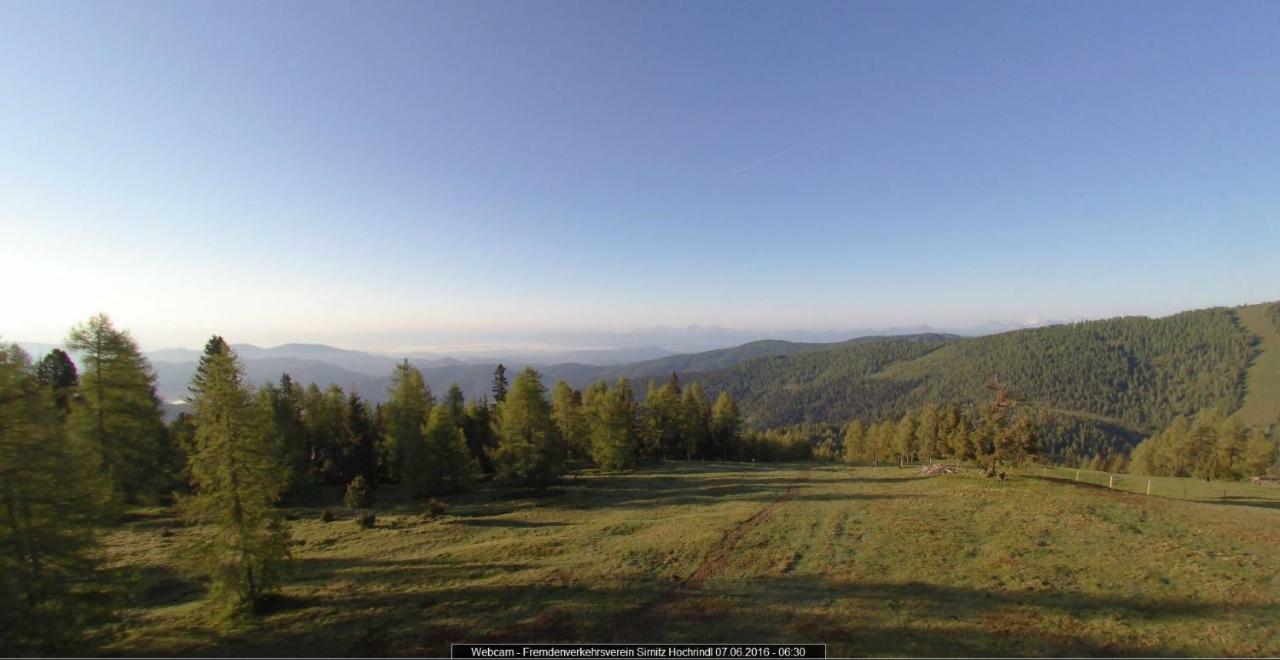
679,381 -> 711,460
0,344 -> 113,654
385,361 -> 434,493
551,381 -> 589,461
179,339 -> 290,618
492,368 -> 563,489
585,379 -> 639,471
65,314 -> 166,508
709,391 -> 741,460
418,404 -> 477,495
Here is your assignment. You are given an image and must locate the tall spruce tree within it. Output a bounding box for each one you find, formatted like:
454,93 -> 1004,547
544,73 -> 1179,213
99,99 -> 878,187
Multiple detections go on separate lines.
179,339 -> 289,617
65,314 -> 166,507
491,364 -> 509,402
34,348 -> 78,414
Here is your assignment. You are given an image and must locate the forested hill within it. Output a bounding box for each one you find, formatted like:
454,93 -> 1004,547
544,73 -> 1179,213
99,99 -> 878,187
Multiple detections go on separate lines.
690,305 -> 1264,442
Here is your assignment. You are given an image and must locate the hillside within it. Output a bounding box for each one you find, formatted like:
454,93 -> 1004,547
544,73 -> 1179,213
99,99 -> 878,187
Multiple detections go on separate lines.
100,463 -> 1280,657
692,305 -> 1263,449
1233,302 -> 1280,428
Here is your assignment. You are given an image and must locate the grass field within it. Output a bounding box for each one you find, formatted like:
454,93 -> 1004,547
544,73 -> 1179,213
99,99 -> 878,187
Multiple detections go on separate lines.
100,463 -> 1280,657
1235,303 -> 1280,429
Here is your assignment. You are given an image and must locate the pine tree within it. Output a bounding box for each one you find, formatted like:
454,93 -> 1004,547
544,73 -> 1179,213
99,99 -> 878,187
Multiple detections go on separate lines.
65,314 -> 166,507
0,344 -> 113,654
491,364 -> 509,403
492,368 -> 563,488
385,361 -> 434,493
179,339 -> 289,617
709,391 -> 741,460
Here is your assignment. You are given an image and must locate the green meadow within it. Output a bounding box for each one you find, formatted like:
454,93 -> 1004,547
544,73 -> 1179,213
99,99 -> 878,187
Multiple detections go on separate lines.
100,462 -> 1280,657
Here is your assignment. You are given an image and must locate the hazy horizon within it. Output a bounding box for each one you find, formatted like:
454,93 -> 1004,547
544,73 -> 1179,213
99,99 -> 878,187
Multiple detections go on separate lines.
10,299 -> 1277,357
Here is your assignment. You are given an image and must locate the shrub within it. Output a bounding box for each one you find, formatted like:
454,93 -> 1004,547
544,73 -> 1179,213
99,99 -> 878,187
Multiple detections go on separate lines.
423,498 -> 446,518
321,509 -> 336,523
355,511 -> 376,529
343,475 -> 374,510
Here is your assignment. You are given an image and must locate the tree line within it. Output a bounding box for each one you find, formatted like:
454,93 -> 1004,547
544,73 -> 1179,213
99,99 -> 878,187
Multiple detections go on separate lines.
1127,407 -> 1277,481
0,314 -> 758,651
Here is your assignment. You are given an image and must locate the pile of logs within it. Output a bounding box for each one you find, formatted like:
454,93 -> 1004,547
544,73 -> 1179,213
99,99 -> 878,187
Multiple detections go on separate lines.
919,464 -> 960,476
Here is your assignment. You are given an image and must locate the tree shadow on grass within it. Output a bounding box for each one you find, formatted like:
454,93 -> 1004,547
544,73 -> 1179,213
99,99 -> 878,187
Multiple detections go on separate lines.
1196,495 -> 1280,510
110,555 -> 1279,657
452,519 -> 575,528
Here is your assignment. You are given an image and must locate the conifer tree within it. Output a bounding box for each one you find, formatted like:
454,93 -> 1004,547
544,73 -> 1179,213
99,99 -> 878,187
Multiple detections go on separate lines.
709,391 -> 741,460
585,379 -> 640,470
462,397 -> 497,475
179,339 -> 289,617
339,393 -> 378,488
385,361 -> 434,492
492,368 -> 563,488
256,375 -> 309,498
418,405 -> 477,495
491,364 -> 509,402
551,381 -> 589,460
680,382 -> 711,460
0,344 -> 112,654
842,419 -> 866,464
65,314 -> 166,507
34,348 -> 77,414
643,380 -> 683,460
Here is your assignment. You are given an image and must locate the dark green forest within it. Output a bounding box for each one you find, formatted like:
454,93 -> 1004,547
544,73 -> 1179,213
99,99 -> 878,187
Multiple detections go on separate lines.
692,307 -> 1258,453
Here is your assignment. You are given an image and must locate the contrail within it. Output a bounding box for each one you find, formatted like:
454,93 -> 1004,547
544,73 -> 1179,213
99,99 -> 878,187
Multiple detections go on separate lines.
731,134 -> 820,175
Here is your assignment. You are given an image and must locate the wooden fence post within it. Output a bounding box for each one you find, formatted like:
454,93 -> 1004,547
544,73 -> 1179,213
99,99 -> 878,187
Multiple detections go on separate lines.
1146,480 -> 1151,496
1075,469 -> 1080,482
1108,474 -> 1114,489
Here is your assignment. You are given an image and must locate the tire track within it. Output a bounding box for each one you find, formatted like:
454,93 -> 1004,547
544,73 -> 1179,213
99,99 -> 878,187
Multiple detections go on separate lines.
680,472 -> 810,589
624,471 -> 811,632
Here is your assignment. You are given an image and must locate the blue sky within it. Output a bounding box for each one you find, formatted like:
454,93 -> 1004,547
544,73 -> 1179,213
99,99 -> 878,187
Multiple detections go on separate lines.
3,1 -> 1278,351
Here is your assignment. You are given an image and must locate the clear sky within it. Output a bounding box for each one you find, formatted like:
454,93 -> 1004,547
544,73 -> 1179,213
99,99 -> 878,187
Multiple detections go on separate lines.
3,0 -> 1278,351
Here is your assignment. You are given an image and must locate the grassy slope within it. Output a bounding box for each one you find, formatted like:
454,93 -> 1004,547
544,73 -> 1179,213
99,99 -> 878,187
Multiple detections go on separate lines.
1233,303 -> 1280,428
101,464 -> 1280,657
